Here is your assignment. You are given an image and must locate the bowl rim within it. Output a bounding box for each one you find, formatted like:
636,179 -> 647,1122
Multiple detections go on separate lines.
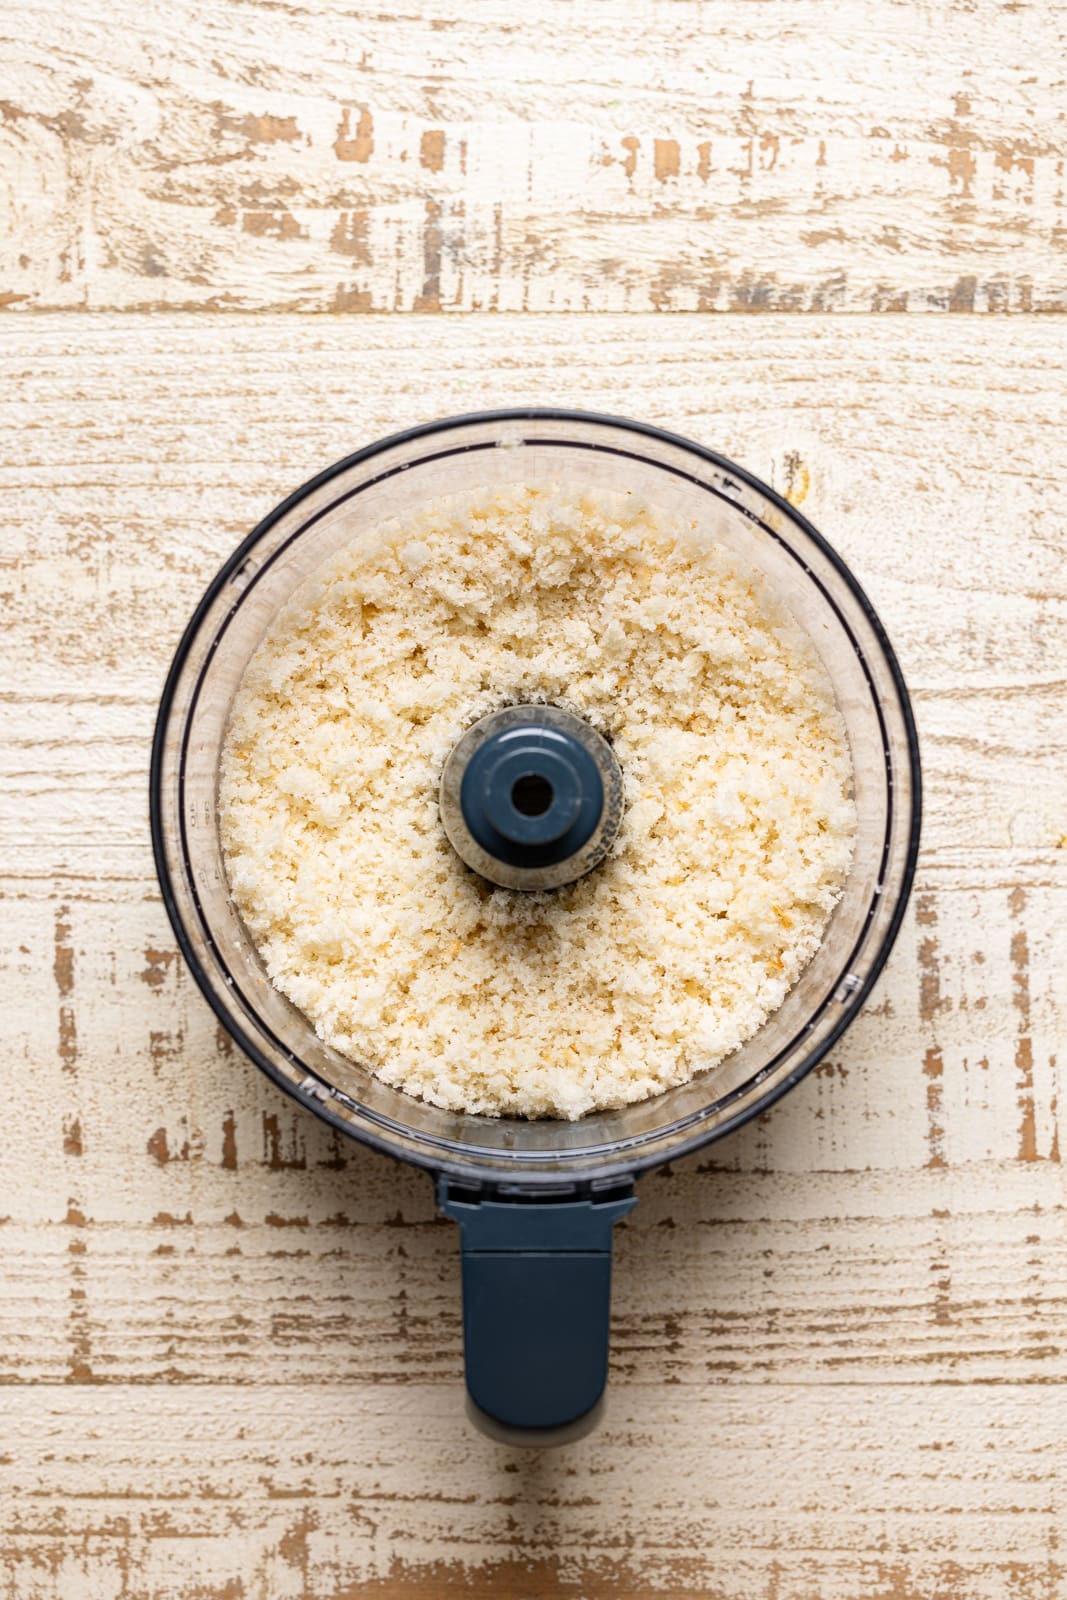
150,407 -> 923,1190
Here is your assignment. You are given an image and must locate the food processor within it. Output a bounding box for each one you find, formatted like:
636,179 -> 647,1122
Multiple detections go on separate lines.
150,411 -> 921,1443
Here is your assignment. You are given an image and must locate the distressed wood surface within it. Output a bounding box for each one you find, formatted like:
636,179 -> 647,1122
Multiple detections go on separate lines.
2,0 -> 1067,314
2,314 -> 1066,1599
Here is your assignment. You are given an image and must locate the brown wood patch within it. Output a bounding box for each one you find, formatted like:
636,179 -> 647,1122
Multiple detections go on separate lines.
2,4 -> 1067,311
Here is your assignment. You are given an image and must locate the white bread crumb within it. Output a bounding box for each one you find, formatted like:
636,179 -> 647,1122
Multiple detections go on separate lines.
219,485 -> 856,1120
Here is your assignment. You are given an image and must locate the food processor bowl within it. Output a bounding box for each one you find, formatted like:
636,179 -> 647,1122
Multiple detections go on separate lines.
151,411 -> 921,1442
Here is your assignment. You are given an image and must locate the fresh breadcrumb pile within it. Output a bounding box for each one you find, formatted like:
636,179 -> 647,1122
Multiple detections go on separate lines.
219,485 -> 856,1120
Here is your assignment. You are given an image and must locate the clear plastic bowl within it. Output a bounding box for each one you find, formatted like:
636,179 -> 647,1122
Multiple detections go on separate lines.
151,410 -> 920,1193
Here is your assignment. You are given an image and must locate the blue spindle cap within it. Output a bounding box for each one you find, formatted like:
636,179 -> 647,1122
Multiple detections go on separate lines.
460,723 -> 603,865
439,705 -> 624,891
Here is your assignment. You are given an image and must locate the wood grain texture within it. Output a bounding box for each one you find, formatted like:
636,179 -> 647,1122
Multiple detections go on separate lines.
2,313 -> 1066,1598
2,0 -> 1067,313
3,1387 -> 1066,1598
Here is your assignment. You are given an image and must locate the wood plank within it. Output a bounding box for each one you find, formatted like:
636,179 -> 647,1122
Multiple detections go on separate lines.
2,1386 -> 1065,1598
2,1162 -> 1065,1390
1,1 -> 1066,312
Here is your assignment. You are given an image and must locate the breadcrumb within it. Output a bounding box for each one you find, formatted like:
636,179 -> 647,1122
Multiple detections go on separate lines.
219,485 -> 856,1120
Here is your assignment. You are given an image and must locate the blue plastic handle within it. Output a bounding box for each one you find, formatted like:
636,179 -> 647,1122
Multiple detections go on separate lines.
438,1184 -> 636,1441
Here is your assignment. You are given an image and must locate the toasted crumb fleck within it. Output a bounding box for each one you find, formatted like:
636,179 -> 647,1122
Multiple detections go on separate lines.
219,484 -> 856,1120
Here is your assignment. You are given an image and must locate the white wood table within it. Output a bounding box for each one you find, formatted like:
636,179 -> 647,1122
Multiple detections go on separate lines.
2,6 -> 1066,1598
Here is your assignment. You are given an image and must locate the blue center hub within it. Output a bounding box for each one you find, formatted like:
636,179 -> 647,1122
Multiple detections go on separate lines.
460,723 -> 604,865
439,704 -> 625,891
